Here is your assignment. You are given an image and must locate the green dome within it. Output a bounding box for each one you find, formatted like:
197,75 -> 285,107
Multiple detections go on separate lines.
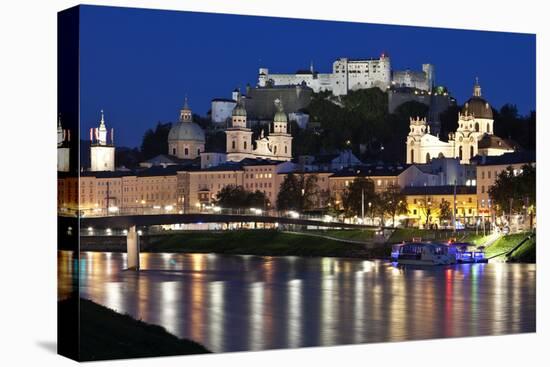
273,110 -> 288,123
273,98 -> 287,123
232,102 -> 247,117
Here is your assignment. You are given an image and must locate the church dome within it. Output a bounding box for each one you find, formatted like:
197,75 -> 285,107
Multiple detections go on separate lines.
232,102 -> 247,117
461,79 -> 493,119
273,99 -> 288,123
462,96 -> 493,119
168,121 -> 205,142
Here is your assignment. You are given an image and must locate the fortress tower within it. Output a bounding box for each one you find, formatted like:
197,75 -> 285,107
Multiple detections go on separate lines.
90,110 -> 115,171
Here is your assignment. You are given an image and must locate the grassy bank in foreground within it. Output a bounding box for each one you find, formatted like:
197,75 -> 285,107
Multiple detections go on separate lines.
148,230 -> 390,259
485,233 -> 536,262
59,298 -> 210,361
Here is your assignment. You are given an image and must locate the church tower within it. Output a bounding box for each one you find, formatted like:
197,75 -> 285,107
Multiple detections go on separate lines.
57,114 -> 70,172
406,116 -> 429,164
90,110 -> 115,171
269,98 -> 293,161
452,78 -> 495,163
226,91 -> 254,162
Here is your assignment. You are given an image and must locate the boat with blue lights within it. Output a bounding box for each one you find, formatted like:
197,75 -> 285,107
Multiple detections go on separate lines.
391,239 -> 487,265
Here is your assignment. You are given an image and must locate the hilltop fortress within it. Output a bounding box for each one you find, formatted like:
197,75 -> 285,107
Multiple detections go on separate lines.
258,53 -> 434,95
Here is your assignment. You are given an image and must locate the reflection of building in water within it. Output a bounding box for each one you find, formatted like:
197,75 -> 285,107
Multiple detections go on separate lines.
287,279 -> 302,348
249,282 -> 265,351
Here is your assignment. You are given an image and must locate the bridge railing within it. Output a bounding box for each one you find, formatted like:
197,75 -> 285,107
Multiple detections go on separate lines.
65,205 -> 366,226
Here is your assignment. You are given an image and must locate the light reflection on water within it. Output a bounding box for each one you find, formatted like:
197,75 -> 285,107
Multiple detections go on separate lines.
58,251 -> 536,353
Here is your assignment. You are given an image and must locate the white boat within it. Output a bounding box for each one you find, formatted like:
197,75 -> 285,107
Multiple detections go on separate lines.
391,241 -> 458,265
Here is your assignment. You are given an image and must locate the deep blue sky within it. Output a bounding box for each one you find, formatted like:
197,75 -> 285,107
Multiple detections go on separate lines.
79,5 -> 536,148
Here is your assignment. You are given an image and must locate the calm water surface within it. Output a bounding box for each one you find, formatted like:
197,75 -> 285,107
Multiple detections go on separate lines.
59,251 -> 536,353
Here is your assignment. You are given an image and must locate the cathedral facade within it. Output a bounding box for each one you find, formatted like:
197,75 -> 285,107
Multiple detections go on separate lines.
406,81 -> 515,165
225,95 -> 293,162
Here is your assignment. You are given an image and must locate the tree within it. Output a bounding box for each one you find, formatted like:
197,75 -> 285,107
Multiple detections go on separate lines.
488,164 -> 536,216
341,177 -> 377,218
140,122 -> 172,159
439,199 -> 452,227
276,173 -> 321,212
417,194 -> 438,228
380,184 -> 408,227
215,185 -> 270,210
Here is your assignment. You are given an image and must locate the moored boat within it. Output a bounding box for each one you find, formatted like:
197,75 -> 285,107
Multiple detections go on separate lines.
391,241 -> 458,265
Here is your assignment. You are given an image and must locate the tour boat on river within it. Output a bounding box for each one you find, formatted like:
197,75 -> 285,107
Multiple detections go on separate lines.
391,240 -> 487,265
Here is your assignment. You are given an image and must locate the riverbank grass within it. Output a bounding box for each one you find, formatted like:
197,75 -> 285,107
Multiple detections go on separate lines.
149,230 -> 390,258
485,233 -> 536,262
60,298 -> 210,361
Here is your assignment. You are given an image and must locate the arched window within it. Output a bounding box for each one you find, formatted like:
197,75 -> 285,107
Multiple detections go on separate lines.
475,122 -> 479,132
274,145 -> 277,154
244,141 -> 247,150
284,145 -> 288,154
410,149 -> 414,163
470,145 -> 474,159
172,147 -> 176,155
197,148 -> 201,156
459,146 -> 463,160
184,148 -> 189,156
426,153 -> 431,162
487,123 -> 491,133
232,141 -> 236,149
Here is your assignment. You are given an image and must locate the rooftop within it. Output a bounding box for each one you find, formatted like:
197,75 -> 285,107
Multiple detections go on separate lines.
471,151 -> 536,166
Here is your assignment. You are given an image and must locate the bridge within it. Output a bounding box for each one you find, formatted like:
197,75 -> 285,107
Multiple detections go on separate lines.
61,211 -> 381,271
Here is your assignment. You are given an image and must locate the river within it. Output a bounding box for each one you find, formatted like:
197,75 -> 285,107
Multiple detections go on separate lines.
58,251 -> 536,353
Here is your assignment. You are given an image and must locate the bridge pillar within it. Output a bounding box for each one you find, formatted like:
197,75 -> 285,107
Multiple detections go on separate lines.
126,225 -> 140,270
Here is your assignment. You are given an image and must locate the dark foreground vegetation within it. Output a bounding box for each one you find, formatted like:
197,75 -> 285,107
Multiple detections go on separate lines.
59,297 -> 210,361
148,230 -> 391,259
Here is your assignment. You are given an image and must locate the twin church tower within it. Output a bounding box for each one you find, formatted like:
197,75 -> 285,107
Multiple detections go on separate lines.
168,92 -> 293,163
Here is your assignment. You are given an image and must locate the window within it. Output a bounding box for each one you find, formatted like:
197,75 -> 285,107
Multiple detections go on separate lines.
232,141 -> 236,149
172,148 -> 176,155
481,186 -> 485,193
488,171 -> 491,179
481,171 -> 485,179
410,149 -> 414,163
184,148 -> 189,156
470,146 -> 474,159
244,141 -> 247,150
459,146 -> 463,160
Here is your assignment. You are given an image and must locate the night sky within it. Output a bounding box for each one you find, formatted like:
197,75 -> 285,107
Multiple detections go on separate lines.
79,5 -> 536,148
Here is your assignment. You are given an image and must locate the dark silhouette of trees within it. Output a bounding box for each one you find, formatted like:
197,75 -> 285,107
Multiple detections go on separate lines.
215,185 -> 270,210
341,177 -> 376,217
140,122 -> 172,159
488,164 -> 536,215
380,184 -> 408,227
276,173 -> 321,212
